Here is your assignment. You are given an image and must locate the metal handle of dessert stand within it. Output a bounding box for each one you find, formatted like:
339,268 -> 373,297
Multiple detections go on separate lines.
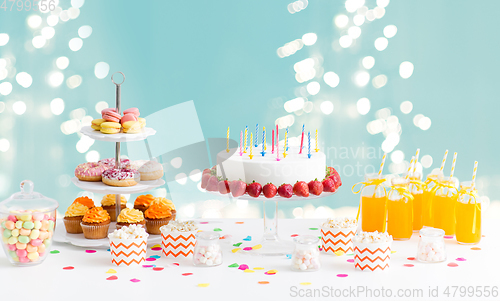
112,72 -> 125,218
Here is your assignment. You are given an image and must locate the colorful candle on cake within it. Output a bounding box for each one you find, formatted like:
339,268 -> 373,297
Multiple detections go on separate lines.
255,124 -> 258,147
299,124 -> 304,154
239,131 -> 243,156
283,129 -> 288,158
244,126 -> 248,153
226,127 -> 230,153
314,129 -> 319,152
276,126 -> 280,161
272,129 -> 275,154
261,126 -> 266,156
307,131 -> 311,159
249,133 -> 254,159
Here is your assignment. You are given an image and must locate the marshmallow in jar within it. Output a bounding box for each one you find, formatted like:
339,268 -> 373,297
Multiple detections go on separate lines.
193,231 -> 222,267
291,235 -> 321,272
417,227 -> 446,263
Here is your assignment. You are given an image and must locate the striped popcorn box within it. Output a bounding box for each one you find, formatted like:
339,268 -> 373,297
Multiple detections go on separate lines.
109,237 -> 148,266
161,230 -> 196,258
321,226 -> 356,254
353,241 -> 392,272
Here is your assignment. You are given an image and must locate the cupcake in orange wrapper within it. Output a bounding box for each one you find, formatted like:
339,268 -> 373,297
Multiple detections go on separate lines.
64,202 -> 91,234
101,194 -> 127,222
133,194 -> 155,213
152,197 -> 176,220
73,196 -> 95,208
116,208 -> 146,230
144,202 -> 173,235
81,207 -> 111,239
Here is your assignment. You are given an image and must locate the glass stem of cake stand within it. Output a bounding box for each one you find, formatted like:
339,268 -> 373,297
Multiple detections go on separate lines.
263,200 -> 279,241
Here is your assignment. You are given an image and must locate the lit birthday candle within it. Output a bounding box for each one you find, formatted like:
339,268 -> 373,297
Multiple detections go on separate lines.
315,129 -> 319,152
226,126 -> 230,153
307,131 -> 311,159
261,126 -> 266,156
255,124 -> 259,147
244,126 -> 248,153
283,129 -> 288,158
299,124 -> 304,154
276,126 -> 280,161
249,133 -> 254,159
272,129 -> 275,154
239,131 -> 243,156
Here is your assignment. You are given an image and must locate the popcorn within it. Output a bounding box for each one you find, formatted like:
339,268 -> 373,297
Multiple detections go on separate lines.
321,217 -> 357,229
159,220 -> 198,232
108,224 -> 148,239
352,231 -> 392,244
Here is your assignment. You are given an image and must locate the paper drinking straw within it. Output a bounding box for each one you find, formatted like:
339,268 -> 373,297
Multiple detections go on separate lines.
405,156 -> 415,180
440,149 -> 448,172
471,161 -> 478,189
449,152 -> 457,179
412,148 -> 420,174
378,153 -> 387,178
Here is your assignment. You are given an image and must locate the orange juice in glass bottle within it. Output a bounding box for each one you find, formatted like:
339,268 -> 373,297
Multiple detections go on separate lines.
431,176 -> 459,236
354,173 -> 387,233
456,181 -> 481,245
408,172 -> 424,232
387,177 -> 414,240
422,171 -> 442,228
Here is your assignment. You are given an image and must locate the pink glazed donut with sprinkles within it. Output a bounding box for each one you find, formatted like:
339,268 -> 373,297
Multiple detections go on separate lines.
74,162 -> 108,182
102,168 -> 140,187
98,158 -> 130,169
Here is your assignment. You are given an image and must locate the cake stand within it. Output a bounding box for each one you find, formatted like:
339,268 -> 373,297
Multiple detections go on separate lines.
207,190 -> 337,256
60,72 -> 164,247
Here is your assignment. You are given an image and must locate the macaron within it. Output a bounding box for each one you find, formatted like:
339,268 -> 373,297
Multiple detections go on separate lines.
101,108 -> 117,114
138,117 -> 146,128
102,111 -> 122,123
122,121 -> 141,134
123,107 -> 140,117
100,122 -> 121,134
121,113 -> 138,124
91,119 -> 106,131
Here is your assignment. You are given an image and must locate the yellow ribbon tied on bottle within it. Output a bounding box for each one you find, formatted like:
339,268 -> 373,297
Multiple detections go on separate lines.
457,189 -> 481,234
428,181 -> 458,224
352,178 -> 387,230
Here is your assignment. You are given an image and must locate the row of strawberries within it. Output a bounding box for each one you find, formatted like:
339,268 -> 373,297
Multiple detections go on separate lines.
200,167 -> 342,198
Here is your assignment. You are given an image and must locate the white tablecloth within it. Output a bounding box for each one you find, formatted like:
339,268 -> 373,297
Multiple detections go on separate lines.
1,218 -> 498,301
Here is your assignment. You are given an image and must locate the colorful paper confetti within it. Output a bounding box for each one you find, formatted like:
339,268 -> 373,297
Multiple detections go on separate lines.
253,267 -> 264,270
106,269 -> 117,273
150,255 -> 161,259
235,222 -> 245,224
291,234 -> 298,237
182,273 -> 193,276
238,264 -> 249,270
244,269 -> 255,273
444,235 -> 454,239
456,257 -> 467,262
265,269 -> 277,275
243,236 -> 252,241
233,242 -> 243,247
50,250 -> 60,254
286,254 -> 292,259
232,248 -> 241,253
337,274 -> 348,278
106,276 -> 118,280
447,262 -> 459,267
167,263 -> 180,268
228,263 -> 239,268
213,228 -> 222,231
471,247 -> 481,250
142,265 -> 155,268
391,250 -> 397,254
152,244 -> 161,248
146,258 -> 157,261
197,283 -> 210,287
309,228 -> 318,230
252,244 -> 262,250
107,249 -> 110,252
347,259 -> 354,263
300,282 -> 312,286
243,247 -> 253,251
346,253 -> 354,256
153,267 -> 164,271
151,247 -> 162,251
407,257 -> 415,261
404,264 -> 414,267
130,278 -> 141,283
85,250 -> 96,253
63,266 -> 74,270
199,222 -> 209,224
258,281 -> 269,284
334,250 -> 345,256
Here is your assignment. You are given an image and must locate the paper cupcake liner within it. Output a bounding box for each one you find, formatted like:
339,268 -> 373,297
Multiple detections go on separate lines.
160,230 -> 196,258
109,237 -> 147,266
63,217 -> 83,234
321,226 -> 356,254
353,241 -> 391,272
146,217 -> 173,235
80,222 -> 110,239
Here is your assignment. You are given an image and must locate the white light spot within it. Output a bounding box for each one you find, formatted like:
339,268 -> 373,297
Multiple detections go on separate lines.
384,25 -> 398,38
345,0 -> 364,13
418,116 -> 431,130
41,27 -> 55,39
0,139 -> 10,152
377,0 -> 390,8
339,35 -> 353,48
366,9 -> 375,21
66,75 -> 82,89
362,56 -> 375,69
293,207 -> 303,218
32,36 -> 46,48
13,101 -> 26,115
372,74 -> 388,88
376,108 -> 392,119
95,101 -> 109,114
76,136 -> 94,153
400,101 -> 413,114
175,173 -> 187,185
56,56 -> 69,69
70,108 -> 86,120
47,15 -> 59,26
421,155 -> 433,168
78,25 -> 92,39
275,114 -> 295,129
301,33 -> 317,46
413,114 -> 424,127
171,157 -> 183,168
86,150 -> 100,162
374,37 -> 388,51
69,38 -> 83,51
354,71 -> 370,87
284,97 -> 305,112
391,150 -> 404,164
189,169 -> 202,182
374,6 -> 385,19
306,81 -> 320,95
348,26 -> 361,39
27,15 -> 43,28
60,10 -> 70,22
15,72 -> 33,88
50,98 -> 65,115
94,62 -> 110,79
323,71 -> 340,87
353,14 -> 365,26
303,101 -> 313,113
0,34 -> 9,46
334,14 -> 349,28
48,71 -> 64,87
0,82 -> 13,95
60,120 -> 80,135
71,0 -> 85,9
399,61 -> 414,79
68,7 -> 80,19
356,97 -> 370,115
320,101 -> 334,115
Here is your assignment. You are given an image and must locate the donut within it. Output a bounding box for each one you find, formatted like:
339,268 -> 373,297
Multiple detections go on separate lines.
123,107 -> 140,117
102,111 -> 121,123
75,162 -> 108,182
98,158 -> 130,169
102,168 -> 140,187
138,160 -> 164,181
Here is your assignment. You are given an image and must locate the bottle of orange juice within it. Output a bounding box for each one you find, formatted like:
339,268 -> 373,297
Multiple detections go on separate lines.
387,177 -> 413,240
408,172 -> 424,232
456,181 -> 481,245
422,170 -> 442,228
431,176 -> 459,236
354,173 -> 387,233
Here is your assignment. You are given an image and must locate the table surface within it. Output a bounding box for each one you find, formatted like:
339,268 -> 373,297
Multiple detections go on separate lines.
1,218 -> 498,301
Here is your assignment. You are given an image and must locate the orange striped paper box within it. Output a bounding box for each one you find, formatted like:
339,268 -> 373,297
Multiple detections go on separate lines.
109,237 -> 148,266
321,226 -> 356,254
161,230 -> 196,258
353,241 -> 392,272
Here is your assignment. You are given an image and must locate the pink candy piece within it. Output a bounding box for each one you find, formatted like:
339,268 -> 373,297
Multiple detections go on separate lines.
33,213 -> 44,221
18,256 -> 29,263
120,113 -> 138,124
30,239 -> 43,247
16,249 -> 27,257
44,214 -> 51,220
102,111 -> 121,122
7,215 -> 17,222
7,244 -> 16,251
38,252 -> 45,257
101,108 -> 117,114
123,107 -> 140,117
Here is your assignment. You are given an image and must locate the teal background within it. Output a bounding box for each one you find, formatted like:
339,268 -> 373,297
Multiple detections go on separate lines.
0,0 -> 498,217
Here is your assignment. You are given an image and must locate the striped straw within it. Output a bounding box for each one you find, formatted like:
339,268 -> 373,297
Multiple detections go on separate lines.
471,161 -> 478,189
440,149 -> 448,172
405,156 -> 415,180
378,153 -> 387,178
449,152 -> 457,179
412,148 -> 420,174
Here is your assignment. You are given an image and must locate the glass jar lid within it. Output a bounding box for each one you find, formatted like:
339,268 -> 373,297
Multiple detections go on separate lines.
293,235 -> 319,245
419,227 -> 445,238
391,177 -> 409,186
195,231 -> 220,240
0,180 -> 59,214
364,173 -> 384,181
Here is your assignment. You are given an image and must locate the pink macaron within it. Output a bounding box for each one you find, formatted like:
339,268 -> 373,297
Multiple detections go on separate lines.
120,113 -> 138,124
123,107 -> 140,117
101,108 -> 117,114
102,111 -> 122,122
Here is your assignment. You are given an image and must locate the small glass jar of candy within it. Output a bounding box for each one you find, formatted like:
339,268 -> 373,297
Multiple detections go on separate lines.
291,235 -> 321,272
193,231 -> 222,267
417,227 -> 446,263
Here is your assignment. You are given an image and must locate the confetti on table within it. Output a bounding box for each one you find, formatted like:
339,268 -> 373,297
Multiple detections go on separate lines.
50,250 -> 60,254
238,264 -> 249,270
153,267 -> 164,271
235,222 -> 244,224
309,228 -> 318,230
300,282 -> 312,286
253,267 -> 264,270
106,269 -> 117,274
146,258 -> 157,261
63,266 -> 74,270
244,269 -> 255,273
130,278 -> 141,283
252,244 -> 262,250
197,283 -> 210,287
258,281 -> 269,284
151,247 -> 162,251
213,228 -> 222,231
182,273 -> 193,276
152,244 -> 161,248
220,234 -> 232,239
404,264 -> 414,267
482,235 -> 486,237
233,242 -> 242,247
291,234 -> 298,237
407,257 -> 415,261
286,254 -> 292,259
243,247 -> 253,251
228,263 -> 239,268
265,269 -> 277,275
199,222 -> 209,224
347,259 -> 354,263
337,274 -> 348,278
447,262 -> 459,267
172,263 -> 180,266
444,235 -> 454,239
106,276 -> 118,281
85,250 -> 96,253
150,255 -> 161,259
243,236 -> 252,241
107,249 -> 110,252
232,248 -> 241,253
334,250 -> 345,256
456,257 -> 467,261
346,253 -> 354,256
142,265 -> 155,268
167,263 -> 180,268
391,251 -> 397,254
471,247 -> 481,251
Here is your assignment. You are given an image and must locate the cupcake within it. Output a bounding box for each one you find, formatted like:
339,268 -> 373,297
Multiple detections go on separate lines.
81,207 -> 111,239
116,208 -> 146,230
133,194 -> 155,213
64,199 -> 93,234
151,197 -> 176,220
144,202 -> 173,235
101,194 -> 127,222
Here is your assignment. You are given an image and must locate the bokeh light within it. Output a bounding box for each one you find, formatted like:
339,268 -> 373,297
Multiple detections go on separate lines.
334,14 -> 349,28
50,98 -> 65,115
94,62 -> 110,79
399,61 -> 414,79
302,33 -> 317,46
306,81 -> 320,95
348,26 -> 362,39
86,150 -> 100,162
12,101 -> 27,115
15,72 -> 33,88
323,71 -> 340,87
383,25 -> 398,38
66,75 -> 82,89
69,38 -> 83,51
78,25 -> 92,39
362,56 -> 375,69
32,36 -> 46,48
47,15 -> 59,26
339,35 -> 353,48
421,155 -> 433,168
95,101 -> 109,114
0,139 -> 10,152
284,97 -> 305,113
354,71 -> 370,87
320,101 -> 334,115
372,74 -> 387,88
48,71 -> 64,87
56,57 -> 70,69
0,82 -> 13,95
391,150 -> 404,164
374,37 -> 388,51
27,15 -> 42,29
356,97 -> 370,115
400,100 -> 413,114
41,27 -> 56,39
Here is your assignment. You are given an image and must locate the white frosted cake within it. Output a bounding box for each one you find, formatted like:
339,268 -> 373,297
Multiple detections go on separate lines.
217,146 -> 326,185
